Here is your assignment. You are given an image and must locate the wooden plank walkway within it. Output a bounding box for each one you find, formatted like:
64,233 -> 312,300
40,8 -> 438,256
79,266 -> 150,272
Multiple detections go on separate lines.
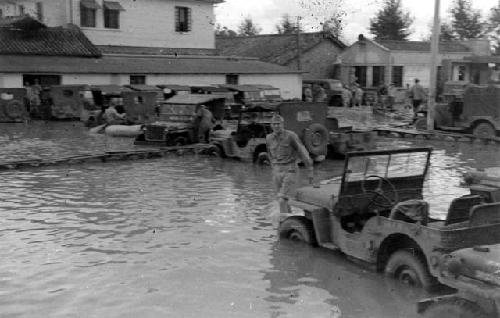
0,144 -> 213,171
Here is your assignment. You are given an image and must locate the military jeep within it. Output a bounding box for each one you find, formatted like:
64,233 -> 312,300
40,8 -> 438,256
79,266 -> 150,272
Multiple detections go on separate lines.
134,94 -> 225,146
208,102 -> 333,164
278,147 -> 500,294
417,169 -> 500,318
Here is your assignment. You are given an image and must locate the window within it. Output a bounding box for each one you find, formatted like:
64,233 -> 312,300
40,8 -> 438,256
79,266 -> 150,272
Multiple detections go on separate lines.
226,74 -> 239,85
104,1 -> 124,29
354,66 -> 367,87
372,66 -> 385,87
80,0 -> 100,28
36,2 -> 43,21
19,5 -> 25,15
391,66 -> 403,87
130,75 -> 146,85
175,6 -> 191,32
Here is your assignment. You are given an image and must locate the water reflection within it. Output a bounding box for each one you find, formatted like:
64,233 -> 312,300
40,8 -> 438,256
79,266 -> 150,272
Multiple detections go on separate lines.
263,240 -> 427,318
0,122 -> 499,317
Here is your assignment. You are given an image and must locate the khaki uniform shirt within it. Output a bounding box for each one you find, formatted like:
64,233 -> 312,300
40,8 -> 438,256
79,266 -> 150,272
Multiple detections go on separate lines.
266,130 -> 312,167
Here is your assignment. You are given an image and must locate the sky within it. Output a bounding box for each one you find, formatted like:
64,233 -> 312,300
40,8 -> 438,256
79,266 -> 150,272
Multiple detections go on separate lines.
214,0 -> 499,44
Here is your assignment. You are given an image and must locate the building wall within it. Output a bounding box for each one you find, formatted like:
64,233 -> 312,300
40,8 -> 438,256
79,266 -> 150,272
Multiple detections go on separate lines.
77,0 -> 215,49
1,72 -> 301,100
1,0 -> 216,49
0,74 -> 22,88
0,1 -> 69,27
286,41 -> 343,80
391,51 -> 473,87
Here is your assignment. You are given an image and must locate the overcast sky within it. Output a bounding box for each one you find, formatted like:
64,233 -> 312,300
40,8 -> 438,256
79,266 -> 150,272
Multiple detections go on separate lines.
214,0 -> 499,44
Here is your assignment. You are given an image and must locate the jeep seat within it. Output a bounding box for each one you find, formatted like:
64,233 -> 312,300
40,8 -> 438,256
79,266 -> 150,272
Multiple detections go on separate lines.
294,182 -> 340,211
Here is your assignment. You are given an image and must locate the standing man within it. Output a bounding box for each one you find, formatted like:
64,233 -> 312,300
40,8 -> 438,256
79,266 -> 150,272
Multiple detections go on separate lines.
410,78 -> 426,114
194,104 -> 215,143
266,114 -> 314,214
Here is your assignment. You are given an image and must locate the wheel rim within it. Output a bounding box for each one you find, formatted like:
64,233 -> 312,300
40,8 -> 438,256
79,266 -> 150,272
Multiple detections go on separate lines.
397,267 -> 420,286
474,124 -> 495,139
311,132 -> 322,146
288,230 -> 305,242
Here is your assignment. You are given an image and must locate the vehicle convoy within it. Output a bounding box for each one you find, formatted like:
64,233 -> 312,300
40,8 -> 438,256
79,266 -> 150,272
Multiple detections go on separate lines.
209,102 -> 336,164
414,57 -> 500,139
277,147 -> 500,299
417,170 -> 500,318
209,101 -> 376,163
134,94 -> 225,146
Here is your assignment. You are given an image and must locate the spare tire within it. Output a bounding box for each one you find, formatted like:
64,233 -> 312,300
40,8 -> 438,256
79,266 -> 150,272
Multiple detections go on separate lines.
4,100 -> 26,121
303,123 -> 328,156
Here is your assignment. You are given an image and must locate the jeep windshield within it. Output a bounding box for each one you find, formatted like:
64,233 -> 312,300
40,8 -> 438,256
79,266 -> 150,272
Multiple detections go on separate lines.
159,104 -> 196,122
344,148 -> 432,182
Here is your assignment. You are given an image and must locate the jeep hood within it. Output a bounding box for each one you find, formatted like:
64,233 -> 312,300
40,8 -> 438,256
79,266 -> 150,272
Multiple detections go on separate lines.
294,181 -> 340,210
445,244 -> 500,286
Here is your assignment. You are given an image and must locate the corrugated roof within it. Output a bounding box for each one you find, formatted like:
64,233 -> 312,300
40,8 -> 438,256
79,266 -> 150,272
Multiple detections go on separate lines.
0,25 -> 101,57
216,32 -> 346,65
0,55 -> 299,74
377,40 -> 471,52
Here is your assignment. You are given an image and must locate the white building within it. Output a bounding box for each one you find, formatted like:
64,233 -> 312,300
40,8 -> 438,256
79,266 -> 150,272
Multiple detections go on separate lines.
0,1 -> 302,99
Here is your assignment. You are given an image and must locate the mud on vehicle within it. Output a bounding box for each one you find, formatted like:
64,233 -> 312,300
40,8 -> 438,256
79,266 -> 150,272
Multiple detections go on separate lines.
417,169 -> 500,318
278,147 -> 500,296
134,94 -> 226,146
208,102 -> 333,164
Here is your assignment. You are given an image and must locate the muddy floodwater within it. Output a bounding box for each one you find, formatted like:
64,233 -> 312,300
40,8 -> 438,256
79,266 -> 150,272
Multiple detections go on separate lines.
0,121 -> 499,318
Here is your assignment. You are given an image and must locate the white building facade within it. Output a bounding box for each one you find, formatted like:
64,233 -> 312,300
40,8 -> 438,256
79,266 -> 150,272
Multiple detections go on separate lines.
0,1 -> 302,99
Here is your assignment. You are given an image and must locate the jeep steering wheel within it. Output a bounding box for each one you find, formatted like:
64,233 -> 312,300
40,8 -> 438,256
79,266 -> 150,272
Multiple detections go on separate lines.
361,175 -> 399,209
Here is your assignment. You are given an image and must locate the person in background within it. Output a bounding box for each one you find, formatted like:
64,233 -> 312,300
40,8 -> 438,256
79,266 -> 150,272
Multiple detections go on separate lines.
195,104 -> 215,143
103,100 -> 127,125
353,83 -> 364,106
312,84 -> 327,102
24,81 -> 33,114
303,84 -> 313,102
266,114 -> 313,215
409,78 -> 426,114
404,83 -> 412,109
29,79 -> 42,114
387,83 -> 397,111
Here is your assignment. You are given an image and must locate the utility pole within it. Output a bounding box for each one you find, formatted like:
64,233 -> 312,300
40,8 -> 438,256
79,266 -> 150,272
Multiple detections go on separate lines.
428,0 -> 440,130
296,16 -> 301,71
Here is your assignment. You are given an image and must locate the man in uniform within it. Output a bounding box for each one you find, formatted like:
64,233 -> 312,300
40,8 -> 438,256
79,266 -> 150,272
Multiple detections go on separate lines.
266,114 -> 314,214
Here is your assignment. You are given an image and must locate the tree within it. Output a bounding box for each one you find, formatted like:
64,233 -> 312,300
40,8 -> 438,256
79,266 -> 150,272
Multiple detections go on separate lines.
369,0 -> 413,41
276,14 -> 300,34
215,23 -> 237,37
237,17 -> 261,36
439,23 -> 455,41
487,3 -> 500,54
321,10 -> 346,38
448,0 -> 484,40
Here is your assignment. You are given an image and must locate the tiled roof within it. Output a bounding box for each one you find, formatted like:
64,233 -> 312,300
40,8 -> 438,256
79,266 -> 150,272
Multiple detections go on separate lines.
0,55 -> 299,74
0,24 -> 101,57
377,40 -> 470,53
216,32 -> 346,65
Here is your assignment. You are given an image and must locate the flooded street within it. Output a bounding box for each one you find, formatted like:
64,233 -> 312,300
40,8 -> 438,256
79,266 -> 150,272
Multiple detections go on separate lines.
0,121 -> 499,318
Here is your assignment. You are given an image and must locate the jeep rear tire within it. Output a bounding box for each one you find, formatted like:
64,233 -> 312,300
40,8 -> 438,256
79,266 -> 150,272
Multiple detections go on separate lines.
303,123 -> 329,156
385,250 -> 434,290
279,216 -> 316,245
473,122 -> 496,139
423,298 -> 489,318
